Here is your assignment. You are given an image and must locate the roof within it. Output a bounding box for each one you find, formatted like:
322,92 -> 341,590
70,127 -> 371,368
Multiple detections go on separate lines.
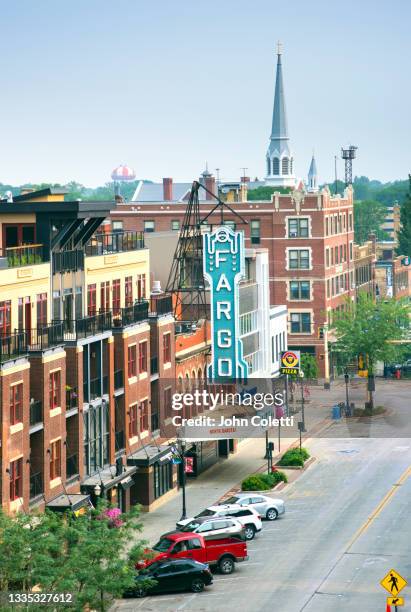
3,187 -> 69,202
160,532 -> 199,541
132,180 -> 191,202
308,155 -> 317,178
270,52 -> 288,140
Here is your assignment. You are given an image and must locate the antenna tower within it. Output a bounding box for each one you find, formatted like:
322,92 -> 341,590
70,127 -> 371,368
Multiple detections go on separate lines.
341,145 -> 358,186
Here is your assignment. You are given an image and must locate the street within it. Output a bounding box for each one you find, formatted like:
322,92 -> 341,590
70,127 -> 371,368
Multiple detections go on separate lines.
114,381 -> 411,612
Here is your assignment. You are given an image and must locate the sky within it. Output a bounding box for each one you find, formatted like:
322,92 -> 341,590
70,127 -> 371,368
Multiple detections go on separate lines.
0,0 -> 410,187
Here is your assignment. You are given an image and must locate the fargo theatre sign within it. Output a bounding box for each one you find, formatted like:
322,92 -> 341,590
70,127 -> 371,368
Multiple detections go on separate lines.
203,226 -> 248,382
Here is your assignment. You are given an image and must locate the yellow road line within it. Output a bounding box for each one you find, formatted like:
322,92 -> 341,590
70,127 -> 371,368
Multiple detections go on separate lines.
346,463 -> 411,551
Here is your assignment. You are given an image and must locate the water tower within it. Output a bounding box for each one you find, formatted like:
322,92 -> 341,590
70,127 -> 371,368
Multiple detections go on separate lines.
111,164 -> 136,198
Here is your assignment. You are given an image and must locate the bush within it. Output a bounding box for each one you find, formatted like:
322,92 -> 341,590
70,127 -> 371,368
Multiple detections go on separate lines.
278,447 -> 310,467
242,471 -> 288,491
241,475 -> 270,491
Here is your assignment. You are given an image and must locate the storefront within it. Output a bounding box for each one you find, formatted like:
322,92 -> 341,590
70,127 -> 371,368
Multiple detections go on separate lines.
127,444 -> 177,511
185,440 -> 219,477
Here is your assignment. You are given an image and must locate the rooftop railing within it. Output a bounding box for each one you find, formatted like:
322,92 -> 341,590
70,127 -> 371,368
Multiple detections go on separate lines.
150,295 -> 173,316
0,244 -> 44,268
85,231 -> 145,257
112,301 -> 149,328
56,311 -> 113,341
0,323 -> 64,362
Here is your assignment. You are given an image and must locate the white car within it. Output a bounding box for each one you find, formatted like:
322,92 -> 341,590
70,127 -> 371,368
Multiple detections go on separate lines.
177,504 -> 262,540
221,493 -> 285,521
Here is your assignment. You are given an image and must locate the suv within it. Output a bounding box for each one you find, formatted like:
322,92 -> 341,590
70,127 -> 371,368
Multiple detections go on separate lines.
167,516 -> 245,540
177,505 -> 262,540
220,493 -> 285,521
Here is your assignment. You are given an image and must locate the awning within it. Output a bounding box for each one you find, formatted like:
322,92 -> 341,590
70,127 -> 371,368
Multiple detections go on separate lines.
80,464 -> 137,494
120,476 -> 134,490
47,493 -> 91,514
127,444 -> 175,467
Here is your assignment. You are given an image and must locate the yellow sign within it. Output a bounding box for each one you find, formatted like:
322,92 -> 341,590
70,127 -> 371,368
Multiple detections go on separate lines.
280,351 -> 300,375
380,569 -> 407,595
387,596 -> 404,606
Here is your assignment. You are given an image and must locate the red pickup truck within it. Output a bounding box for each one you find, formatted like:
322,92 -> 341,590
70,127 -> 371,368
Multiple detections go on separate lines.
139,532 -> 248,574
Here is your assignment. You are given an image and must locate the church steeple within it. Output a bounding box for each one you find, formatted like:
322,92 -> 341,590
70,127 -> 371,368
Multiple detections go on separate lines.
265,43 -> 295,187
307,153 -> 318,192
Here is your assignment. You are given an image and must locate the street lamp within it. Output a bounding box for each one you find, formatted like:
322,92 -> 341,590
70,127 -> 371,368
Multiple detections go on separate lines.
344,369 -> 350,416
178,438 -> 187,521
299,371 -> 306,432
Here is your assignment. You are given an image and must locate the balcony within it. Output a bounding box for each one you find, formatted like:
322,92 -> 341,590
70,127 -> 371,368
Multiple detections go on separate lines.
52,249 -> 84,274
30,472 -> 43,500
0,244 -> 44,269
58,311 -> 112,341
66,454 -> 79,478
150,295 -> 173,317
66,386 -> 78,411
30,400 -> 43,427
114,369 -> 124,390
0,332 -> 27,363
85,231 -> 145,256
0,324 -> 64,363
112,301 -> 149,328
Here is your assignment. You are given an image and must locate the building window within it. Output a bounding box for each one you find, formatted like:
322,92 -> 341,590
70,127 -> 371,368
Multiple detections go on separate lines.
83,403 -> 109,476
224,220 -> 236,230
139,341 -> 148,373
163,333 -> 171,364
87,284 -> 96,316
112,279 -> 120,315
171,220 -> 180,231
154,461 -> 172,499
326,248 -> 330,267
290,281 -> 310,300
273,158 -> 280,174
9,458 -> 23,500
136,274 -> 146,300
50,440 -> 61,480
144,220 -> 155,232
125,276 -> 133,306
332,278 -> 335,295
129,404 -> 138,438
335,246 -> 338,264
10,383 -> 23,425
340,245 -> 343,262
288,249 -> 310,269
49,370 -> 61,410
288,218 -> 309,238
331,248 -> 334,265
0,300 -> 11,336
343,244 -> 347,261
325,217 -> 329,236
349,242 -> 353,260
139,399 -> 149,432
250,220 -> 260,245
100,281 -> 110,312
349,212 -> 353,230
282,157 -> 289,174
128,345 -> 137,378
112,220 -> 123,233
36,293 -> 47,327
290,312 -> 311,334
327,279 -> 330,298
240,311 -> 258,335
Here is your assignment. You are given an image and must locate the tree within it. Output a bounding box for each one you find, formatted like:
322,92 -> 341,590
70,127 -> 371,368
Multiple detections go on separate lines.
0,503 -> 146,611
396,175 -> 411,257
353,199 -> 388,243
247,186 -> 291,201
330,292 -> 410,410
300,353 -> 319,380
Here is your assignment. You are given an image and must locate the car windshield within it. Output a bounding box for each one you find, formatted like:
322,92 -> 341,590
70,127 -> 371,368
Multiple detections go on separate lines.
196,509 -> 215,518
223,496 -> 240,504
181,521 -> 200,531
153,538 -> 173,552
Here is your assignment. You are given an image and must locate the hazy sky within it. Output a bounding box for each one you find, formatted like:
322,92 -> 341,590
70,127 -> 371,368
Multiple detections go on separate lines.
1,0 -> 410,186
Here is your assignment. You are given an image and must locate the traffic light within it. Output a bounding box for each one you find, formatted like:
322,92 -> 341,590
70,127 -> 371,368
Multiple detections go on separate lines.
318,327 -> 325,339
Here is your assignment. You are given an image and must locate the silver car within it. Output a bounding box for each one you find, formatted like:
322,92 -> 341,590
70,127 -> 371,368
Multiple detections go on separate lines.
221,493 -> 285,521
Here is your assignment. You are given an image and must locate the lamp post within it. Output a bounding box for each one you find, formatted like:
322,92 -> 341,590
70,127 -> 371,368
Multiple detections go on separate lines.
178,438 -> 187,521
344,369 -> 350,415
299,371 -> 306,432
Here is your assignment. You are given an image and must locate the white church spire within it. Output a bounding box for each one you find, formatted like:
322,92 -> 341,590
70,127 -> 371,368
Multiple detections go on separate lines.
307,153 -> 318,192
265,43 -> 295,187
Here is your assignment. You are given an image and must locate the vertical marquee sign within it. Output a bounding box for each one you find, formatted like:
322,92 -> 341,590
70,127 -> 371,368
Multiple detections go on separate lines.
203,226 -> 248,382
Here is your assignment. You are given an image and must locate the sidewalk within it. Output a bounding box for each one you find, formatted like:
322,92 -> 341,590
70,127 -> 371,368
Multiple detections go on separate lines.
134,407 -> 331,545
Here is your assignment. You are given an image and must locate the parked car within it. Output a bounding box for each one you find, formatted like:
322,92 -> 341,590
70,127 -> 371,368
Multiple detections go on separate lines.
124,559 -> 213,598
165,516 -> 245,541
138,532 -> 248,574
176,504 -> 262,540
220,493 -> 285,520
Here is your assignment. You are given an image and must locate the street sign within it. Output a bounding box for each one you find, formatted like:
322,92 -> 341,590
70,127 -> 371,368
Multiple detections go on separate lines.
387,596 -> 404,606
280,350 -> 300,375
380,569 -> 407,596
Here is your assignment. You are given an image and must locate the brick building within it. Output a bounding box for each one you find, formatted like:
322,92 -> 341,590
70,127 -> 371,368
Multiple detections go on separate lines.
0,188 -> 178,515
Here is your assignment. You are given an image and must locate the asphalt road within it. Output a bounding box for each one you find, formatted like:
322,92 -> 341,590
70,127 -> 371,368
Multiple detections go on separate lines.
114,382 -> 411,612
114,434 -> 411,612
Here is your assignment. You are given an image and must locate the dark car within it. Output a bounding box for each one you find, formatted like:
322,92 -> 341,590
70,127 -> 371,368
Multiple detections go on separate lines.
124,558 -> 213,598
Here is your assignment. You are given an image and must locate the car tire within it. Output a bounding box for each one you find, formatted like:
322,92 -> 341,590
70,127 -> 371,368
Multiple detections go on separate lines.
266,508 -> 278,521
218,556 -> 235,574
191,578 -> 205,593
244,524 -> 256,540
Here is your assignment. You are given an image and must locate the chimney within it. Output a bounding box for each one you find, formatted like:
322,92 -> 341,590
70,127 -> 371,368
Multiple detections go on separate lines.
205,175 -> 216,201
163,178 -> 173,201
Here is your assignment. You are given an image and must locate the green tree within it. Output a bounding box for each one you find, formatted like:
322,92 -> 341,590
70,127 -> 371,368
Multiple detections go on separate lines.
330,292 -> 410,410
396,175 -> 411,257
300,353 -> 319,379
247,186 -> 291,200
353,199 -> 388,243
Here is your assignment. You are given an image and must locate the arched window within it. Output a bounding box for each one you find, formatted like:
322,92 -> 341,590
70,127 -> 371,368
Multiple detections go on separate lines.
282,157 -> 289,174
266,157 -> 271,175
273,157 -> 280,175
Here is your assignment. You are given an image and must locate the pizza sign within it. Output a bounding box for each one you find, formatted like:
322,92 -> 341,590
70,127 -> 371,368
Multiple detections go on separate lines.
280,350 -> 300,375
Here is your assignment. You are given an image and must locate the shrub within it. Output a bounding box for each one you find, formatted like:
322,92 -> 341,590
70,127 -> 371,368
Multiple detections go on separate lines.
278,447 -> 310,467
241,475 -> 270,491
259,471 -> 288,487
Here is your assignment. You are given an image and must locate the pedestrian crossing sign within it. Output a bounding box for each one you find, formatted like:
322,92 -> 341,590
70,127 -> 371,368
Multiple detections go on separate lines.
386,597 -> 404,606
380,569 -> 407,595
